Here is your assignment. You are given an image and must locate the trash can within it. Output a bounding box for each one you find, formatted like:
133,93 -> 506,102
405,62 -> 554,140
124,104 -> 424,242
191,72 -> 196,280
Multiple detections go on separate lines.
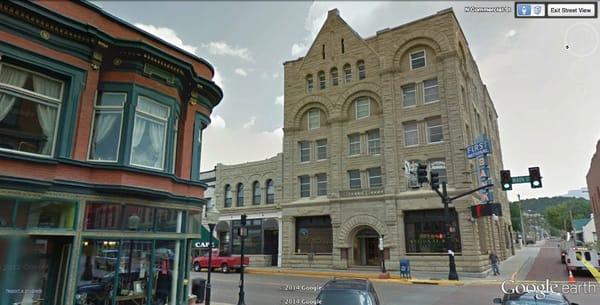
399,259 -> 411,278
191,278 -> 206,303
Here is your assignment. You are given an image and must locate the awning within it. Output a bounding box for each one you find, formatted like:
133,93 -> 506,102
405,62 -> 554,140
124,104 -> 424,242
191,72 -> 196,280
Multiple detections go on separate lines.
191,225 -> 219,248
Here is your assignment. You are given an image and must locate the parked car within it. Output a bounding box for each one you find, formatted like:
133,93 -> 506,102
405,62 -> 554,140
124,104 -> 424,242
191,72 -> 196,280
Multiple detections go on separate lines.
565,246 -> 600,274
192,249 -> 249,273
316,278 -> 381,305
493,291 -> 578,305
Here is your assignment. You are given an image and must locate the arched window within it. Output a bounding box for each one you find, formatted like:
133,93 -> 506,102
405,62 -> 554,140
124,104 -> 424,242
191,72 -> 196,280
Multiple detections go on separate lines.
343,64 -> 352,83
236,183 -> 244,206
318,71 -> 326,90
330,67 -> 338,86
224,185 -> 232,207
357,60 -> 366,80
266,179 -> 275,204
306,74 -> 313,93
253,181 -> 261,205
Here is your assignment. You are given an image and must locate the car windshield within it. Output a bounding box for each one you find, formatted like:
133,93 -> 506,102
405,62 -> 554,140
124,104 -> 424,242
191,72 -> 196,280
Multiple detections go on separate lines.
506,293 -> 569,305
318,291 -> 372,305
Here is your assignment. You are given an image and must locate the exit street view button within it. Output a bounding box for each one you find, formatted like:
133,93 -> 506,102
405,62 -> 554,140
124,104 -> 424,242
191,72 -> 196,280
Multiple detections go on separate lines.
547,3 -> 597,18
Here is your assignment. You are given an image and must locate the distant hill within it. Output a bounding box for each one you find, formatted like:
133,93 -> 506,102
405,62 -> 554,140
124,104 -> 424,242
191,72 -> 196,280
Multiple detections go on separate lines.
511,196 -> 592,233
514,196 -> 575,213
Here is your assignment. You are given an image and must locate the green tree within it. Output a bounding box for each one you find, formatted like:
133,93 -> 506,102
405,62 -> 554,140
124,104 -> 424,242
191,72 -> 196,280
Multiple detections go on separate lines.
510,202 -> 522,232
543,198 -> 591,231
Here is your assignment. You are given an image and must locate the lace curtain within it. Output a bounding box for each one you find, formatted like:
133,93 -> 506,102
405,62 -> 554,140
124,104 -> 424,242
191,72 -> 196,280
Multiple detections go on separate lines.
0,65 -> 29,121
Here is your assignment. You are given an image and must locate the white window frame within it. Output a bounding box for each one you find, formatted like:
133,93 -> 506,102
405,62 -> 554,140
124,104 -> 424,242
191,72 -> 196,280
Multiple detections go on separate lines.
129,96 -> 170,170
308,109 -> 320,130
318,72 -> 326,90
355,98 -> 370,120
402,84 -> 416,108
0,63 -> 65,158
410,50 -> 426,70
427,117 -> 444,144
404,122 -> 419,147
306,75 -> 313,93
88,92 -> 127,162
423,78 -> 439,104
316,173 -> 327,196
357,61 -> 366,80
344,64 -> 352,83
299,141 -> 310,163
368,167 -> 382,188
316,139 -> 327,160
348,170 -> 361,189
367,129 -> 381,155
348,133 -> 361,156
299,175 -> 310,198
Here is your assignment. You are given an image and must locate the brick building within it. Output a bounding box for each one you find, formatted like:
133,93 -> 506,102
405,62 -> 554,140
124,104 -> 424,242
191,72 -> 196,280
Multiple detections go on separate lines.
0,1 -> 222,305
210,8 -> 512,273
586,140 -> 600,246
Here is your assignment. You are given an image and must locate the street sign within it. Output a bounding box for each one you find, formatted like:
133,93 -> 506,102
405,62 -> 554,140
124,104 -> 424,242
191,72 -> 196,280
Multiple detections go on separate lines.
466,140 -> 490,159
511,175 -> 530,184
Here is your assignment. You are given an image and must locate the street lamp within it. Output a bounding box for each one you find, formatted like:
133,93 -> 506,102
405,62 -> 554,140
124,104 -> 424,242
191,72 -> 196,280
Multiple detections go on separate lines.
237,214 -> 248,305
204,205 -> 220,305
378,235 -> 390,279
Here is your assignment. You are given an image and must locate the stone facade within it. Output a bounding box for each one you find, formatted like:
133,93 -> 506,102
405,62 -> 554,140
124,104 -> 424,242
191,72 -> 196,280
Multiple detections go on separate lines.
212,8 -> 512,272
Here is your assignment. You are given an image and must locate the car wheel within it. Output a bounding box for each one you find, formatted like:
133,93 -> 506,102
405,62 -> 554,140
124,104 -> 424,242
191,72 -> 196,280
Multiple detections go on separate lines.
221,263 -> 229,273
193,262 -> 201,272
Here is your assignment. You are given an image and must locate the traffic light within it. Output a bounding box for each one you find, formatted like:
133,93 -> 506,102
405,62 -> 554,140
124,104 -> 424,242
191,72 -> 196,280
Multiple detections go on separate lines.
529,167 -> 542,188
500,170 -> 512,191
241,213 -> 247,226
416,163 -> 428,185
430,171 -> 440,190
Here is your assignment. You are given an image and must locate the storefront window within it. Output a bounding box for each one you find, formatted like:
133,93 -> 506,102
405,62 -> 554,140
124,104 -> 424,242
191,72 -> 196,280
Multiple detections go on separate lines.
116,240 -> 152,304
0,198 -> 15,227
153,240 -> 179,305
156,208 -> 181,233
404,209 -> 461,254
15,200 -> 76,229
187,210 -> 202,234
295,216 -> 332,254
231,219 -> 262,254
123,205 -> 154,231
76,239 -> 120,305
85,202 -> 122,230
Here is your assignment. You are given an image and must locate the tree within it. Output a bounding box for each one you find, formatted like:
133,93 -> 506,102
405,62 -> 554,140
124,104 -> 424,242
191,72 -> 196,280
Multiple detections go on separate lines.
510,202 -> 522,232
543,198 -> 591,231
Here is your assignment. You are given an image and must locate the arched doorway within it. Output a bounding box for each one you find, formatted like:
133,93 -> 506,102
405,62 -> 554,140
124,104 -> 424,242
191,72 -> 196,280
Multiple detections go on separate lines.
353,227 -> 380,266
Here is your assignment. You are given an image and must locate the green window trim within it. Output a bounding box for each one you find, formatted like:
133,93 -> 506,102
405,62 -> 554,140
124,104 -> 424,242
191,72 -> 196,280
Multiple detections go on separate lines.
191,112 -> 210,181
0,195 -> 79,231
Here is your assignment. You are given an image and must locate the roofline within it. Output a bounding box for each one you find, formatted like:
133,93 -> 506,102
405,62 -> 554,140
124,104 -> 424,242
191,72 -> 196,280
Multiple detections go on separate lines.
79,0 -> 215,76
365,8 -> 456,40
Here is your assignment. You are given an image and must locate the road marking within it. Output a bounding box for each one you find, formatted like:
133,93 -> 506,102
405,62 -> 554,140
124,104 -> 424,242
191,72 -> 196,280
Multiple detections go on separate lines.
574,252 -> 600,283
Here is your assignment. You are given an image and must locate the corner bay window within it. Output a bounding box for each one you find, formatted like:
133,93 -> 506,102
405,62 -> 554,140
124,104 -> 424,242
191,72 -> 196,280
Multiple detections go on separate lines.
89,93 -> 125,161
404,209 -> 461,254
130,96 -> 170,170
0,64 -> 63,156
295,216 -> 332,254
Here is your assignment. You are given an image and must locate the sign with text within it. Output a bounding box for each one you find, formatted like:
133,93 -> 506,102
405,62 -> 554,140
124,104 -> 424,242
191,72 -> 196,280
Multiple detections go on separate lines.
466,140 -> 491,159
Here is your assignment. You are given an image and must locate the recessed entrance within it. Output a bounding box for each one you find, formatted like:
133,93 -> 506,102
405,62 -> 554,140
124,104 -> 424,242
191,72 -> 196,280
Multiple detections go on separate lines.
353,227 -> 380,266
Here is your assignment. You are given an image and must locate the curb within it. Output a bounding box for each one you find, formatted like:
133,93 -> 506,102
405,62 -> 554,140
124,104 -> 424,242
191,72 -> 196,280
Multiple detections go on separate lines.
245,268 -> 464,286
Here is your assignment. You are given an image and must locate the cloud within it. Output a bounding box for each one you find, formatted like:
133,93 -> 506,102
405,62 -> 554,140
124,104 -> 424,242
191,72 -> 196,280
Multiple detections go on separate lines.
275,95 -> 284,106
506,29 -> 517,38
234,68 -> 248,77
261,127 -> 284,138
201,41 -> 254,62
243,116 -> 256,129
134,23 -> 198,54
291,43 -> 310,57
209,114 -> 226,129
272,73 -> 280,79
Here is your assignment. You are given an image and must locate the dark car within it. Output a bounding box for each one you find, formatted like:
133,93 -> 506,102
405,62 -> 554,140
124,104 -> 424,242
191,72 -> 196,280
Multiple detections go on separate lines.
316,278 -> 380,305
493,291 -> 579,305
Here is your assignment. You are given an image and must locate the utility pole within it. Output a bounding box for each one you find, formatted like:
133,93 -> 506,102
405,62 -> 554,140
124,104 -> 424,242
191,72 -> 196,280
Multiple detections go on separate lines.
518,194 -> 526,247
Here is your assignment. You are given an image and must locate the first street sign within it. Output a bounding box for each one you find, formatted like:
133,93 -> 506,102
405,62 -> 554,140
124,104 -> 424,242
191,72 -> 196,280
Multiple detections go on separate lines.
466,140 -> 490,159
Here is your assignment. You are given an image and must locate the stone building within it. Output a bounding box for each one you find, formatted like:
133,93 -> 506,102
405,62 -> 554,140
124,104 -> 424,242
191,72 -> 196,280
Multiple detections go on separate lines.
0,1 -> 222,305
586,140 -> 600,245
210,8 -> 512,273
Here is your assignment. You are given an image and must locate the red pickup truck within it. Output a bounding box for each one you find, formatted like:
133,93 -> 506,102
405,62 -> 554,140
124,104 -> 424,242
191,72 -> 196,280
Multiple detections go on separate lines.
192,249 -> 250,273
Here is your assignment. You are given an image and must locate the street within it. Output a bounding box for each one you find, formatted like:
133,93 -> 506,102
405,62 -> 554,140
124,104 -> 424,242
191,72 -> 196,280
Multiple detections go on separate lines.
194,240 -> 599,305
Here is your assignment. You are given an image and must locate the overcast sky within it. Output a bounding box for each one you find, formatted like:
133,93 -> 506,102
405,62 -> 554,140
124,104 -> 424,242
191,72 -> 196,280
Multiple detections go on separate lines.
95,1 -> 600,201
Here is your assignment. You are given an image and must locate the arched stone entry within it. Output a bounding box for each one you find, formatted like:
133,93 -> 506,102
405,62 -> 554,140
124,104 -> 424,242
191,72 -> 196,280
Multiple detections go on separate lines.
351,226 -> 381,266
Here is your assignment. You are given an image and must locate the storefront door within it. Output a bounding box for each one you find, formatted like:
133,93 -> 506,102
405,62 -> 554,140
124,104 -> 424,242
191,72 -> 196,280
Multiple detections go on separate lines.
354,228 -> 380,266
264,230 -> 278,266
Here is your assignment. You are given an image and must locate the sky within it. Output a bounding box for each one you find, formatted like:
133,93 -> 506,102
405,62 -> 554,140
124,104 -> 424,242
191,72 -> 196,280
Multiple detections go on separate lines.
94,1 -> 600,201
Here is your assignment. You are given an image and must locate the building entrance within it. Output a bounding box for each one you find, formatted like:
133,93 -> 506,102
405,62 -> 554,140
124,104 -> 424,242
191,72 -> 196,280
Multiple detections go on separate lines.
353,227 -> 380,266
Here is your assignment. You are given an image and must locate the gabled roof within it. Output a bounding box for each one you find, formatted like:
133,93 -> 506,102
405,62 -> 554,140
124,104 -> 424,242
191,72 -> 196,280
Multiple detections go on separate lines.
572,218 -> 589,232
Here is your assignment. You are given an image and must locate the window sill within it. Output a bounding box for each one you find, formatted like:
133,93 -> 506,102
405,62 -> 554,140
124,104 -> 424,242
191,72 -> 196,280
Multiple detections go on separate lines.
424,100 -> 440,105
427,141 -> 444,145
404,144 -> 420,148
403,105 -> 417,109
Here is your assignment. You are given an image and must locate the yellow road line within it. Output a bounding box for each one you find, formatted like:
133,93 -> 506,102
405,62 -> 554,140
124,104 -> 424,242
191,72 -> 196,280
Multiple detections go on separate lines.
574,252 -> 600,283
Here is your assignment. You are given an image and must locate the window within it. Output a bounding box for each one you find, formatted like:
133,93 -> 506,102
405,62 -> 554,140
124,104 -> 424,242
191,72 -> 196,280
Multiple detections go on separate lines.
367,129 -> 381,155
368,167 -> 382,187
348,170 -> 361,189
89,93 -> 125,161
322,44 -> 326,60
295,216 -> 332,254
15,200 -> 76,229
316,173 -> 327,196
299,175 -> 310,198
306,74 -> 313,93
423,78 -> 439,103
410,50 -> 426,69
299,141 -> 310,162
173,118 -> 179,173
343,64 -> 352,83
266,179 -> 275,204
404,209 -> 461,254
224,185 -> 233,207
130,96 -> 169,170
429,159 -> 448,184
355,98 -> 370,119
427,117 -> 443,143
253,181 -> 261,205
0,64 -> 64,156
330,68 -> 338,86
318,71 -> 326,90
341,39 -> 345,53
316,139 -> 327,160
236,183 -> 244,206
404,121 -> 419,146
232,219 -> 262,254
357,60 -> 366,80
348,133 -> 361,155
85,202 -> 122,230
402,84 -> 416,107
308,109 -> 320,130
